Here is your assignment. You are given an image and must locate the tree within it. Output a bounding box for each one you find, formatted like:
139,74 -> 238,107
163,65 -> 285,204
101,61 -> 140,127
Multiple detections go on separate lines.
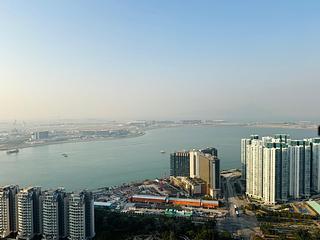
293,229 -> 312,240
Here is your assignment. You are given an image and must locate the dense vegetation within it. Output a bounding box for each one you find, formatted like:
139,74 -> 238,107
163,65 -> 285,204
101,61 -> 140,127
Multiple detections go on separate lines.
246,203 -> 318,222
260,223 -> 320,240
252,202 -> 320,240
95,209 -> 233,240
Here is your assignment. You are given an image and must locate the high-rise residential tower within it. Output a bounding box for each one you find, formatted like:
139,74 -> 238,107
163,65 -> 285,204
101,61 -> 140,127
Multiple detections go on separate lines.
170,151 -> 190,177
0,185 -> 19,238
241,135 -> 259,180
68,191 -> 95,240
311,138 -> 320,192
1,185 -> 96,239
263,142 -> 289,204
243,134 -> 318,204
42,189 -> 69,240
245,135 -> 290,202
245,138 -> 264,199
288,140 -> 311,199
17,187 -> 42,240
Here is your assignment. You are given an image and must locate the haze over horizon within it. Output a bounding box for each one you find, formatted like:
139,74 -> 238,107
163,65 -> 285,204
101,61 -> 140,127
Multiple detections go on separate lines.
1,1 -> 319,122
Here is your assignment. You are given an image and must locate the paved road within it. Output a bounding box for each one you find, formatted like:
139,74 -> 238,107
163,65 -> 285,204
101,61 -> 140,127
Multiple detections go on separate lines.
217,172 -> 260,239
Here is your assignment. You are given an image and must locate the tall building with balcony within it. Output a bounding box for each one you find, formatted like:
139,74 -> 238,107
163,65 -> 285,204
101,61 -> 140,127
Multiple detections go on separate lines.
42,189 -> 68,240
68,191 -> 95,240
288,140 -> 311,199
311,138 -> 320,193
244,135 -> 290,202
189,150 -> 220,197
170,151 -> 190,177
0,185 -> 19,238
241,135 -> 259,180
263,142 -> 289,204
17,187 -> 42,240
245,138 -> 264,199
243,134 -> 318,204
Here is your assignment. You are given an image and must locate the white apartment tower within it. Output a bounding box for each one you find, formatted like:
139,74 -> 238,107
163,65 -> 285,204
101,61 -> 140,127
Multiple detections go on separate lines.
189,150 -> 200,178
42,189 -> 69,240
288,140 -> 311,199
0,185 -> 19,238
17,187 -> 42,240
241,135 -> 258,180
263,142 -> 289,204
68,191 -> 95,240
243,134 -> 317,204
245,138 -> 264,199
1,186 -> 95,239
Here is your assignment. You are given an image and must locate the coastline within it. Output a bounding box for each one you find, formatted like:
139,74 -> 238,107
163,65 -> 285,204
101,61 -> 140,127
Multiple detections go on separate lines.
1,123 -> 317,151
0,124 -> 317,192
0,131 -> 146,151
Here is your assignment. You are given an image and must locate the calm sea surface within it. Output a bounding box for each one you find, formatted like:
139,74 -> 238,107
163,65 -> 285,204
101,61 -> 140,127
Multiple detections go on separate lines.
0,126 -> 317,190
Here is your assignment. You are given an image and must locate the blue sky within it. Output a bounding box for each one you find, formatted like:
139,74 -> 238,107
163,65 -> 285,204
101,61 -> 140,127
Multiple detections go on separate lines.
0,1 -> 319,121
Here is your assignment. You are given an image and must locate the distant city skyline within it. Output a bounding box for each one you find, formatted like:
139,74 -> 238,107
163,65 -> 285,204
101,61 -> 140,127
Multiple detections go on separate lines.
0,1 -> 319,121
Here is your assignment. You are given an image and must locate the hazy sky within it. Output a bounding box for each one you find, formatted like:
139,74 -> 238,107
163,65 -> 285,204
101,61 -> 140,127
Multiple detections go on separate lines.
0,1 -> 319,121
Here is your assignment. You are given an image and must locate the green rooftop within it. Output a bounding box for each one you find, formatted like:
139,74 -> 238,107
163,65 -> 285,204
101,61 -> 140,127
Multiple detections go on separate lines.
307,200 -> 320,215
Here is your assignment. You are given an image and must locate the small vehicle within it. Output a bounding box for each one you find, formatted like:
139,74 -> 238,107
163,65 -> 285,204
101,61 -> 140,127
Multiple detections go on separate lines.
235,210 -> 240,217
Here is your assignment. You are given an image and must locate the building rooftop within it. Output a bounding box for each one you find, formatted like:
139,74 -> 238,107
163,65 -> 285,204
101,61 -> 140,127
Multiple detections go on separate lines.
184,177 -> 206,185
307,200 -> 320,215
94,201 -> 114,207
131,194 -> 167,201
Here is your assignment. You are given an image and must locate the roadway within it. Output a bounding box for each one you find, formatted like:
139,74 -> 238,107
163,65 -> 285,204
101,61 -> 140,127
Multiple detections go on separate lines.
217,171 -> 261,239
